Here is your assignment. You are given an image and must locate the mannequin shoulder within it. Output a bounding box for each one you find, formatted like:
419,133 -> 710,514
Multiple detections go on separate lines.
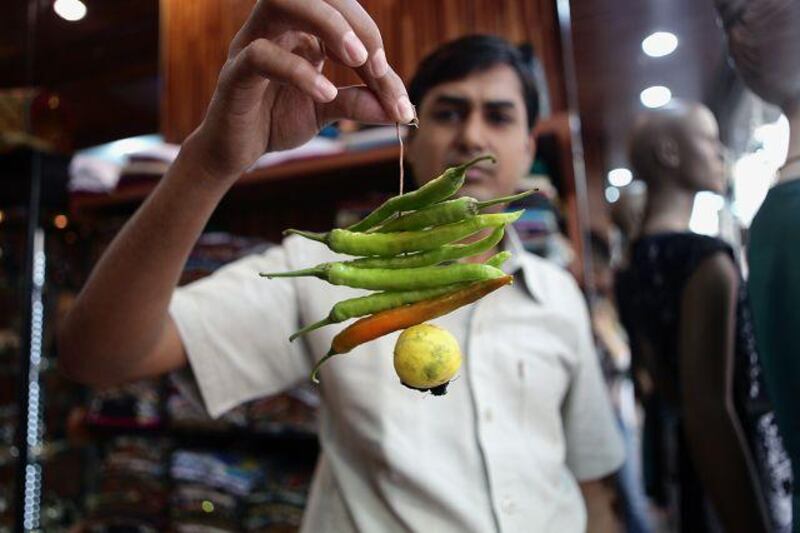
684,251 -> 739,303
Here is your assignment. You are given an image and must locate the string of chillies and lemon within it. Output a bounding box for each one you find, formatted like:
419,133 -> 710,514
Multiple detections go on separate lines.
261,155 -> 531,395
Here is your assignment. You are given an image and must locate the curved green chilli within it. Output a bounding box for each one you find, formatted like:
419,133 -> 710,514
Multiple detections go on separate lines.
262,227 -> 505,280
288,252 -> 512,341
374,189 -> 535,233
285,211 -> 523,257
265,226 -> 504,278
326,262 -> 504,290
345,155 -> 495,232
486,250 -> 512,269
264,262 -> 504,291
289,283 -> 467,341
349,225 -> 506,268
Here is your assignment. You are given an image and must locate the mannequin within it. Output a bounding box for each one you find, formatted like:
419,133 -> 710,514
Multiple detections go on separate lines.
617,100 -> 792,533
715,1 -> 800,527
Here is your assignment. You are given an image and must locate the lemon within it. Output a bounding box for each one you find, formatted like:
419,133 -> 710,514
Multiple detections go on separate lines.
394,323 -> 462,394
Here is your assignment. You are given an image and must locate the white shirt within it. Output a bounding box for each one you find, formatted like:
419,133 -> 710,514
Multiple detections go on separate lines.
169,228 -> 625,533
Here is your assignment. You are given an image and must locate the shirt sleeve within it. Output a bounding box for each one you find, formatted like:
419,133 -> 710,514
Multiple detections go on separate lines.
168,245 -> 311,418
561,287 -> 625,481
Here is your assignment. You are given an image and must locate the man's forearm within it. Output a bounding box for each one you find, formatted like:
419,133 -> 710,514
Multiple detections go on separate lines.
58,134 -> 235,386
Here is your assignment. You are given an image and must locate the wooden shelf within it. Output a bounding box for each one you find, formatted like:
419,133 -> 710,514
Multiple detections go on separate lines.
68,113 -> 570,219
69,144 -> 402,216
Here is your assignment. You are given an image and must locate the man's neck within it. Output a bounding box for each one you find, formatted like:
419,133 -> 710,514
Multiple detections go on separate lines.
778,108 -> 800,184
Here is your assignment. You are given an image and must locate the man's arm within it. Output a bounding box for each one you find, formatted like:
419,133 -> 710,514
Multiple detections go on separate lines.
580,477 -> 621,533
58,148 -> 227,386
58,0 -> 412,387
679,252 -> 770,533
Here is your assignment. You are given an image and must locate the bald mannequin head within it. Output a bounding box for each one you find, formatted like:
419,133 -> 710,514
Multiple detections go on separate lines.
629,100 -> 726,195
715,0 -> 800,113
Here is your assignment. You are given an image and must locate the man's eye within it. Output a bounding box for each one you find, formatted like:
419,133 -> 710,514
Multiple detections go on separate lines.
431,109 -> 462,123
487,111 -> 514,125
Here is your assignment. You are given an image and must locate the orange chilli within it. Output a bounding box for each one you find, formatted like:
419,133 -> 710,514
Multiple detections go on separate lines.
310,275 -> 513,382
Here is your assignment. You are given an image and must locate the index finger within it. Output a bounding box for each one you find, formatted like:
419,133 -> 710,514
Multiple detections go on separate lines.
230,0 -> 365,66
325,0 -> 416,123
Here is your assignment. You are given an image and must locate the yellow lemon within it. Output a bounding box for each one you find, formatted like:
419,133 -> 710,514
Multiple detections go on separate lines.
394,323 -> 462,394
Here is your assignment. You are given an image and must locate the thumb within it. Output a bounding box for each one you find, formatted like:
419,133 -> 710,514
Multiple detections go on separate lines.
317,85 -> 396,126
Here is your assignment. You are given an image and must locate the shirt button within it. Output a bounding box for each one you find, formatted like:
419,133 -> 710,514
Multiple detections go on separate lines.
483,409 -> 493,422
502,497 -> 516,514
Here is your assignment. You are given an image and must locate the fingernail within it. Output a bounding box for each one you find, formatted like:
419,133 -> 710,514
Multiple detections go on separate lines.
368,48 -> 389,78
396,96 -> 416,124
342,31 -> 368,65
314,75 -> 338,102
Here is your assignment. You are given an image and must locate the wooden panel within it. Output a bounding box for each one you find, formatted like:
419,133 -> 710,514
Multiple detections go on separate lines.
160,0 -> 567,143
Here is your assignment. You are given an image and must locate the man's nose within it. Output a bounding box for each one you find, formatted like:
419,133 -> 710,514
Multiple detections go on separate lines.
458,111 -> 488,153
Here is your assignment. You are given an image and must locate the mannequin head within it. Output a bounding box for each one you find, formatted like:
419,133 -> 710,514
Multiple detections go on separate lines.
715,0 -> 800,114
629,100 -> 726,196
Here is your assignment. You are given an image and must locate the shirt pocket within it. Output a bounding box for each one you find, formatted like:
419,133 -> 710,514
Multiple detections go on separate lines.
497,313 -> 575,446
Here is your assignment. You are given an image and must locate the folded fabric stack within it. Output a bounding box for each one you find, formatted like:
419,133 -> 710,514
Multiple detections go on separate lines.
248,385 -> 319,435
68,135 -> 342,194
84,437 -> 169,531
180,232 -> 272,286
170,450 -> 263,532
243,457 -> 313,533
167,387 -> 248,431
86,380 -> 161,429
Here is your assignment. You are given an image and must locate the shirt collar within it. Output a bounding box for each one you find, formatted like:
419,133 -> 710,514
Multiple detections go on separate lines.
502,224 -> 544,303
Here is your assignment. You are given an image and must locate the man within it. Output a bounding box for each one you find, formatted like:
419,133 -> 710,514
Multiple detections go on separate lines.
59,1 -> 623,531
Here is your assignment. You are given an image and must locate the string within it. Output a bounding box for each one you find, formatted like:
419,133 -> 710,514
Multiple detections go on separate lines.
397,122 -> 404,196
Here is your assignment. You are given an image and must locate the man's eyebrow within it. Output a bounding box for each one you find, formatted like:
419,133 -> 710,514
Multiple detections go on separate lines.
431,95 -> 518,110
431,95 -> 471,107
484,100 -> 518,112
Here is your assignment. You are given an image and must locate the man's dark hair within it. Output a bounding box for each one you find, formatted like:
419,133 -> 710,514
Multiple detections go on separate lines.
408,34 -> 540,130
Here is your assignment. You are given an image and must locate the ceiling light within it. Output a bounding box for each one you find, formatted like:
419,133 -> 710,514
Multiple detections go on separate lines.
54,0 -> 87,22
608,167 -> 633,187
640,86 -> 672,108
605,186 -> 621,204
642,32 -> 678,58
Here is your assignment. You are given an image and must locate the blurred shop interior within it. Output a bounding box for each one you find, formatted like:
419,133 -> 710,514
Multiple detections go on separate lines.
0,0 -> 792,531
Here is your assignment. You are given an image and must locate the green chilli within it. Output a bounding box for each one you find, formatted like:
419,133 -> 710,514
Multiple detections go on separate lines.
289,283 -> 467,341
345,155 -> 495,232
284,211 -> 522,257
264,262 -> 504,291
486,250 -> 512,269
374,189 -> 535,233
269,226 -> 505,279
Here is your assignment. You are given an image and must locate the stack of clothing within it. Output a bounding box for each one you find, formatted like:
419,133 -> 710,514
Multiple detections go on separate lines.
243,458 -> 313,533
170,451 -> 263,532
86,380 -> 161,429
248,385 -> 318,435
84,437 -> 169,531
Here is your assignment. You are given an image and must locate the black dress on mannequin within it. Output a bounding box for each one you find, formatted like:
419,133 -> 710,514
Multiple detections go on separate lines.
617,232 -> 793,532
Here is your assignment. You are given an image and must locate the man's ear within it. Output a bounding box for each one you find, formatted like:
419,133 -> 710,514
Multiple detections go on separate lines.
524,129 -> 537,170
655,136 -> 680,169
528,129 -> 537,156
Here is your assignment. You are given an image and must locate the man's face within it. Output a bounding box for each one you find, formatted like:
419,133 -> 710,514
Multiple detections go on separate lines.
406,64 -> 535,205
